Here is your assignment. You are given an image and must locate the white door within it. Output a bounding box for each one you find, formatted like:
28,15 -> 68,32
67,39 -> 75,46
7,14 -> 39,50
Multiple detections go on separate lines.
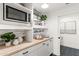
46,16 -> 61,56
52,16 -> 61,56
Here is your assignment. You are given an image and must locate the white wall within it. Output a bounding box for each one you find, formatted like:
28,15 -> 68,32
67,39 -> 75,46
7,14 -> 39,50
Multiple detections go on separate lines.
46,4 -> 79,55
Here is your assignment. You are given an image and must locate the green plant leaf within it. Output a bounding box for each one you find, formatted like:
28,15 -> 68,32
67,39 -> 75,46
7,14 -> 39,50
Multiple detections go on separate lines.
40,15 -> 47,21
0,32 -> 16,42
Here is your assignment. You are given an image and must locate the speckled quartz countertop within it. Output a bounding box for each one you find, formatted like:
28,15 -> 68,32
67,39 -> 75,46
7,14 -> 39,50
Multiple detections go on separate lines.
0,38 -> 49,56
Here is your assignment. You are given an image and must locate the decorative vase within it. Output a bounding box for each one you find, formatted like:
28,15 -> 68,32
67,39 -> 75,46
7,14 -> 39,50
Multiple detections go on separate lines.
18,37 -> 23,43
24,31 -> 32,42
5,41 -> 11,47
12,39 -> 19,46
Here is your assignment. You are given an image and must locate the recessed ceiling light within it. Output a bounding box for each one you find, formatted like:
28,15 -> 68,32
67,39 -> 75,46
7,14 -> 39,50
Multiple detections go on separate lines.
41,3 -> 48,9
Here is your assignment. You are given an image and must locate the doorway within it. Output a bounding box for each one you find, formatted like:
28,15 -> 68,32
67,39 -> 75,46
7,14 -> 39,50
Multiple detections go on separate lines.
58,15 -> 79,56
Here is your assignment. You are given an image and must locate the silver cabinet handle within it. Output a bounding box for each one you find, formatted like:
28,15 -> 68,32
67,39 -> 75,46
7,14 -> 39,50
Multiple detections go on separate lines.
47,43 -> 49,46
23,51 -> 28,55
43,43 -> 49,46
43,43 -> 46,45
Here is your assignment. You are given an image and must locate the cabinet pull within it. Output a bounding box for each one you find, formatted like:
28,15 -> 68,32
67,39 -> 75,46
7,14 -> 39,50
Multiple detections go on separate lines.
47,44 -> 49,46
23,51 -> 28,55
43,43 -> 45,45
58,37 -> 61,39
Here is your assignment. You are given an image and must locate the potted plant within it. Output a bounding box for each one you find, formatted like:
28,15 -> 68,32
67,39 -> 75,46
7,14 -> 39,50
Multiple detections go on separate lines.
40,15 -> 47,21
0,32 -> 15,47
40,15 -> 47,25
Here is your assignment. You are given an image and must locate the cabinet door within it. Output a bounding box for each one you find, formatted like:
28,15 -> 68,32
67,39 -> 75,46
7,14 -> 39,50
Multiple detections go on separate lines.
40,40 -> 50,56
28,41 -> 50,56
49,38 -> 53,54
24,43 -> 42,56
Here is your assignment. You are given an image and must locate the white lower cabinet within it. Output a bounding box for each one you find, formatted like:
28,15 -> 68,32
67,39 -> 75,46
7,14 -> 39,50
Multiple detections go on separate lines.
28,40 -> 50,56
12,40 -> 51,56
49,38 -> 53,54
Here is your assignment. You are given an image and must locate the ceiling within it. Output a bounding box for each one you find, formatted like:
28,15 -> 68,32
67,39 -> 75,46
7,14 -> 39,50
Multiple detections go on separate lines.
33,3 -> 79,15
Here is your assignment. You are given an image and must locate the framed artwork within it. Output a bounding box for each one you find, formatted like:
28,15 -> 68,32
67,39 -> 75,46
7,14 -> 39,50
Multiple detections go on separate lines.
60,21 -> 76,34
